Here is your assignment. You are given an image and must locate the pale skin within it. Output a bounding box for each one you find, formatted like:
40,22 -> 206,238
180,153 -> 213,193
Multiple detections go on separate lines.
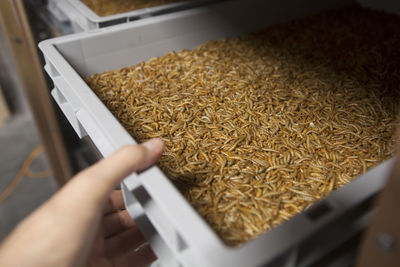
0,138 -> 164,267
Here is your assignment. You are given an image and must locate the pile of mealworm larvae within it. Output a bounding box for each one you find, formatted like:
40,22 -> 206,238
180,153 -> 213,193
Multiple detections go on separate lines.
82,0 -> 183,16
86,6 -> 400,245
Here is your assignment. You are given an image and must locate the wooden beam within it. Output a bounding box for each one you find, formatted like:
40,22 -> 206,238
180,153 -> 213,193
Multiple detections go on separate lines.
0,86 -> 10,127
0,0 -> 73,186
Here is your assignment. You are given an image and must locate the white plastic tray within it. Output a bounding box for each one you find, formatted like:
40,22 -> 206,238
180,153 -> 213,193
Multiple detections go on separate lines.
39,0 -> 398,266
47,0 -> 76,23
66,0 -> 221,32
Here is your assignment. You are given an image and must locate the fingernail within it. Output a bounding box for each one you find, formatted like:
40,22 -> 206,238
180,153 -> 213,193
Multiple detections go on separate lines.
142,138 -> 162,151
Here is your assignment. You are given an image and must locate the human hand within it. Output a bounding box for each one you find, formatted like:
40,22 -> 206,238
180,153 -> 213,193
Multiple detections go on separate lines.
0,138 -> 164,267
85,190 -> 155,267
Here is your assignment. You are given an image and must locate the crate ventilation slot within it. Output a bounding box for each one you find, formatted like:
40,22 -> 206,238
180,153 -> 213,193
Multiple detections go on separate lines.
305,202 -> 332,221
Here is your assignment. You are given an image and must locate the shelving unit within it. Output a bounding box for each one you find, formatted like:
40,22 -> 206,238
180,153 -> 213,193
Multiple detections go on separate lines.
2,0 -> 398,266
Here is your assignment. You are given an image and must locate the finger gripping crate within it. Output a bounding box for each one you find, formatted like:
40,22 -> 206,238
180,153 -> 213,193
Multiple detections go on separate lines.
39,0 -> 399,266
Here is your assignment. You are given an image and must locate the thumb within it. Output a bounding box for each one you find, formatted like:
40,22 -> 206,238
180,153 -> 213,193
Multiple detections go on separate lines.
59,138 -> 164,208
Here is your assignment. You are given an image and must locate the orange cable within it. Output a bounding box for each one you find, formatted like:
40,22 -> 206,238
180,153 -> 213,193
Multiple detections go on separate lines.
26,169 -> 53,179
0,145 -> 52,203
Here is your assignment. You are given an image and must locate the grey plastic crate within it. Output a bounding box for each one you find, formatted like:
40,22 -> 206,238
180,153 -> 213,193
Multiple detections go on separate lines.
47,0 -> 76,23
66,0 -> 222,32
39,0 -> 399,266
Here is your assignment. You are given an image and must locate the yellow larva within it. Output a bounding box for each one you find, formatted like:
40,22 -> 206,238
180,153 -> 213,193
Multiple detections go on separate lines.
85,6 -> 400,246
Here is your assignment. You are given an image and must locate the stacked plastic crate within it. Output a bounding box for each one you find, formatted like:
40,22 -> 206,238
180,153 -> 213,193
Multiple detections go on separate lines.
40,0 -> 400,266
47,0 -> 218,32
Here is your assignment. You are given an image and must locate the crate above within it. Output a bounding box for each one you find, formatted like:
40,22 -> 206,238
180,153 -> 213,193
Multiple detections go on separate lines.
48,0 -> 223,32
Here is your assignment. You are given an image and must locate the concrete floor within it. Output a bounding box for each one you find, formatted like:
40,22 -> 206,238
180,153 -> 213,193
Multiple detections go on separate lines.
0,115 -> 56,240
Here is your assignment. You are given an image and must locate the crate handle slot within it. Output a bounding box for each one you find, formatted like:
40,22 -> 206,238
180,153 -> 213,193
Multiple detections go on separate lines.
75,109 -> 115,156
121,180 -> 145,220
51,87 -> 88,138
304,201 -> 333,222
132,183 -> 189,254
